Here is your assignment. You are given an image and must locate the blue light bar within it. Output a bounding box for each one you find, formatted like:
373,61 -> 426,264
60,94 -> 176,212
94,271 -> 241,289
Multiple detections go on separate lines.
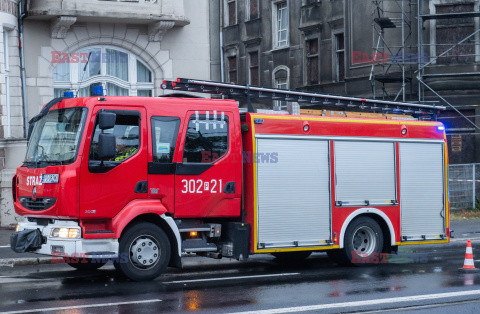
437,126 -> 445,131
63,91 -> 74,98
92,85 -> 104,96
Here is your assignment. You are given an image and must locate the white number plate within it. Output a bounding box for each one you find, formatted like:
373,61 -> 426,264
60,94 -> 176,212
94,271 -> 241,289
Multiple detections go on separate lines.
42,174 -> 59,184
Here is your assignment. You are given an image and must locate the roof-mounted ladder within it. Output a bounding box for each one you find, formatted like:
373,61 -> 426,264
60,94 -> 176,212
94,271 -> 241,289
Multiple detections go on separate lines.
161,78 -> 446,118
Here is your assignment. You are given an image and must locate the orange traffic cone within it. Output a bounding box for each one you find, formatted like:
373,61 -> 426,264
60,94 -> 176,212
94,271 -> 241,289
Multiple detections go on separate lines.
459,239 -> 479,273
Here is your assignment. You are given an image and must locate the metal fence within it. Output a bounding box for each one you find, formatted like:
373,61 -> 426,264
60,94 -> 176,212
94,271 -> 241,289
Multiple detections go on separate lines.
448,163 -> 480,210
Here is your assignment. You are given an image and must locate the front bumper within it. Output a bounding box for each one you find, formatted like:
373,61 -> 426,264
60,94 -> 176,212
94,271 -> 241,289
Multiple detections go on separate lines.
13,219 -> 119,259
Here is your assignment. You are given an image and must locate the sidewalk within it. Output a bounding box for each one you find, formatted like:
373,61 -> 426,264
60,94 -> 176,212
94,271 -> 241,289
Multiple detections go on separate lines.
1,220 -> 479,267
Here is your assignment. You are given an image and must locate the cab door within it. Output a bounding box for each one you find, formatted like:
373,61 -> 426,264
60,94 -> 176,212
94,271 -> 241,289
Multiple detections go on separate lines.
174,110 -> 241,218
79,106 -> 148,219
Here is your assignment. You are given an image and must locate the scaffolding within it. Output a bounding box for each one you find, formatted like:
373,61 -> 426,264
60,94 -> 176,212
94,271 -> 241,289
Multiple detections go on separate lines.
370,0 -> 417,102
416,0 -> 480,164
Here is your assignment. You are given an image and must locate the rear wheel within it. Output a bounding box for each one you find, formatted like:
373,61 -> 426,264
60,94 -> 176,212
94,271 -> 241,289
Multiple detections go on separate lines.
115,222 -> 171,281
272,251 -> 312,263
331,217 -> 384,266
66,259 -> 106,271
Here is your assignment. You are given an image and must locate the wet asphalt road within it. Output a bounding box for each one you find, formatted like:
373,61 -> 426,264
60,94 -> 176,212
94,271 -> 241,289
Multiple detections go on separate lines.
2,240 -> 480,313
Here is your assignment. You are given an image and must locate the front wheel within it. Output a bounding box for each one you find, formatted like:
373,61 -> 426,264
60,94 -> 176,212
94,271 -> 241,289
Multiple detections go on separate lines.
115,222 -> 171,281
332,217 -> 384,266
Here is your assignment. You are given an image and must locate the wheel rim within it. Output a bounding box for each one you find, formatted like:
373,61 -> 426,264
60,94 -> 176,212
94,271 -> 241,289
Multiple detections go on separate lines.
352,226 -> 376,256
129,235 -> 160,269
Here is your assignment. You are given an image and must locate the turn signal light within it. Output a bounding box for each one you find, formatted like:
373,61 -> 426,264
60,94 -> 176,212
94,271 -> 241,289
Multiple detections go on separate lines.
51,228 -> 81,239
190,231 -> 198,237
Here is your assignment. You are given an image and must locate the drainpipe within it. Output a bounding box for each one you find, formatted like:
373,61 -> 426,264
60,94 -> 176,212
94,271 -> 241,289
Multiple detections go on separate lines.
18,0 -> 28,138
219,1 -> 224,83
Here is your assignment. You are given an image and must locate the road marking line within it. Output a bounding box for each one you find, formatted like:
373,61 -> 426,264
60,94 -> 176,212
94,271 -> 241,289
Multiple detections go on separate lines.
163,272 -> 299,284
0,299 -> 163,314
229,289 -> 480,314
0,246 -> 9,248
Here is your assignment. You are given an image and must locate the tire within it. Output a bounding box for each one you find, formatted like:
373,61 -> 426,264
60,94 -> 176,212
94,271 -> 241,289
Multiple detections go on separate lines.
115,222 -> 171,281
272,251 -> 312,263
334,217 -> 384,266
66,259 -> 106,271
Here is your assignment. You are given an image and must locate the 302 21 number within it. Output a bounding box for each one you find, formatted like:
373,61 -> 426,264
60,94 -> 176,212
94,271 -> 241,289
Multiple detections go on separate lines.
181,179 -> 223,194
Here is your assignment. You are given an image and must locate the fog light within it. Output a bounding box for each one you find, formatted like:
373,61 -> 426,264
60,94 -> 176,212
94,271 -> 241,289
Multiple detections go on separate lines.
51,228 -> 80,239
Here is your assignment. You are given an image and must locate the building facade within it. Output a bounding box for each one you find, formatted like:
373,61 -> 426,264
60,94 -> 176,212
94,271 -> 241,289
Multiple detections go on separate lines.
0,0 -> 220,227
221,0 -> 480,164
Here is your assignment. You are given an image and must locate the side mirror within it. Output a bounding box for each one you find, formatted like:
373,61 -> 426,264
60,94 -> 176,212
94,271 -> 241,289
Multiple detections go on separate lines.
98,133 -> 116,159
98,111 -> 116,130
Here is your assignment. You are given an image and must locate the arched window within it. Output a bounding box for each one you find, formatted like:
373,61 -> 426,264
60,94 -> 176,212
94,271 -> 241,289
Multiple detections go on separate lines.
53,46 -> 154,98
272,66 -> 290,109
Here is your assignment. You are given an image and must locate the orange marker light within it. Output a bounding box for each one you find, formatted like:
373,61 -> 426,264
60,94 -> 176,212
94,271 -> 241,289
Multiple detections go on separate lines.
190,231 -> 197,237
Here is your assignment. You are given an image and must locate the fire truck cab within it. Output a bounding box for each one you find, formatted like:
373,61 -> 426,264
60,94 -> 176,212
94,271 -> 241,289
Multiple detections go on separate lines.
10,86 -> 449,281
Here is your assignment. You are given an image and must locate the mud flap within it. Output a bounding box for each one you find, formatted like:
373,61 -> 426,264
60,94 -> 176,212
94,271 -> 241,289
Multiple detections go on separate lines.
10,229 -> 44,253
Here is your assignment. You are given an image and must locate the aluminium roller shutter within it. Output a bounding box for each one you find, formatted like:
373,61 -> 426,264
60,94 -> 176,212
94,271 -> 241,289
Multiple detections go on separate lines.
256,137 -> 331,248
400,142 -> 445,239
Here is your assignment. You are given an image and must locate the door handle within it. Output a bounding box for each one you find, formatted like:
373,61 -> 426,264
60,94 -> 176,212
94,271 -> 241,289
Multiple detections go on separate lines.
224,182 -> 236,194
134,181 -> 148,194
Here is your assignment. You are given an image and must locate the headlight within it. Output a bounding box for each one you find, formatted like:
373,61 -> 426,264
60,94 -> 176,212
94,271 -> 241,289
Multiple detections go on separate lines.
15,224 -> 19,232
50,228 -> 81,239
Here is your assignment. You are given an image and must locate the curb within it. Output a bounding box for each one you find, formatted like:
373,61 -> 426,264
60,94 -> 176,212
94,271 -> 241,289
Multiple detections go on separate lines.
0,257 -> 55,267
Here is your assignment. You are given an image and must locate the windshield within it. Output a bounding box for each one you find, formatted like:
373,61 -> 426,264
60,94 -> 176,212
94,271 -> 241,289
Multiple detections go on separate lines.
24,107 -> 88,167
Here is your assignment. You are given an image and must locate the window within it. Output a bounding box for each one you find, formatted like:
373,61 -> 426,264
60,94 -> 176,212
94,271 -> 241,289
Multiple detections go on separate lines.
273,1 -> 289,48
228,56 -> 237,84
335,33 -> 345,82
225,0 -> 237,26
53,46 -> 154,97
273,67 -> 289,109
435,4 -> 475,64
306,38 -> 319,85
151,117 -> 180,163
249,51 -> 259,86
89,112 -> 140,163
183,114 -> 229,163
247,0 -> 259,20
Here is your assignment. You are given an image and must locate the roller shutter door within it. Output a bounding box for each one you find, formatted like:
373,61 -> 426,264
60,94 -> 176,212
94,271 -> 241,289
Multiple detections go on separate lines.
400,142 -> 445,240
256,137 -> 331,248
334,141 -> 396,206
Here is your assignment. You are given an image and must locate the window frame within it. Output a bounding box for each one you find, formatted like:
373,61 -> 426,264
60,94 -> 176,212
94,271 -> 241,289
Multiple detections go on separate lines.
248,50 -> 260,86
227,55 -> 238,84
88,109 -> 142,172
334,33 -> 345,82
305,37 -> 320,85
53,46 -> 154,97
272,1 -> 289,48
246,0 -> 260,20
224,0 -> 238,27
182,113 -> 230,164
150,116 -> 181,164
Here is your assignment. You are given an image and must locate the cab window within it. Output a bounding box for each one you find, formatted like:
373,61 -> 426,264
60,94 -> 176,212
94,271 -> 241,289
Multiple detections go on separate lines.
151,117 -> 180,163
183,114 -> 229,163
89,111 -> 140,163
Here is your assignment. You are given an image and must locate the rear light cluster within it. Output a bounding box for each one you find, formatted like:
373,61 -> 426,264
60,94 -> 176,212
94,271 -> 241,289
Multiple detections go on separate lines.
19,197 -> 56,211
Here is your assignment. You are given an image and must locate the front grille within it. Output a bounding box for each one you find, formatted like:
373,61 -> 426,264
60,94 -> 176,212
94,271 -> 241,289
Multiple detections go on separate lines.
19,197 -> 56,211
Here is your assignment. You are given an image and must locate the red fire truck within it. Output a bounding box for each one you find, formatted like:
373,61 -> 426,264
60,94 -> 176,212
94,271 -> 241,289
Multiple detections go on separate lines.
10,79 -> 449,281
